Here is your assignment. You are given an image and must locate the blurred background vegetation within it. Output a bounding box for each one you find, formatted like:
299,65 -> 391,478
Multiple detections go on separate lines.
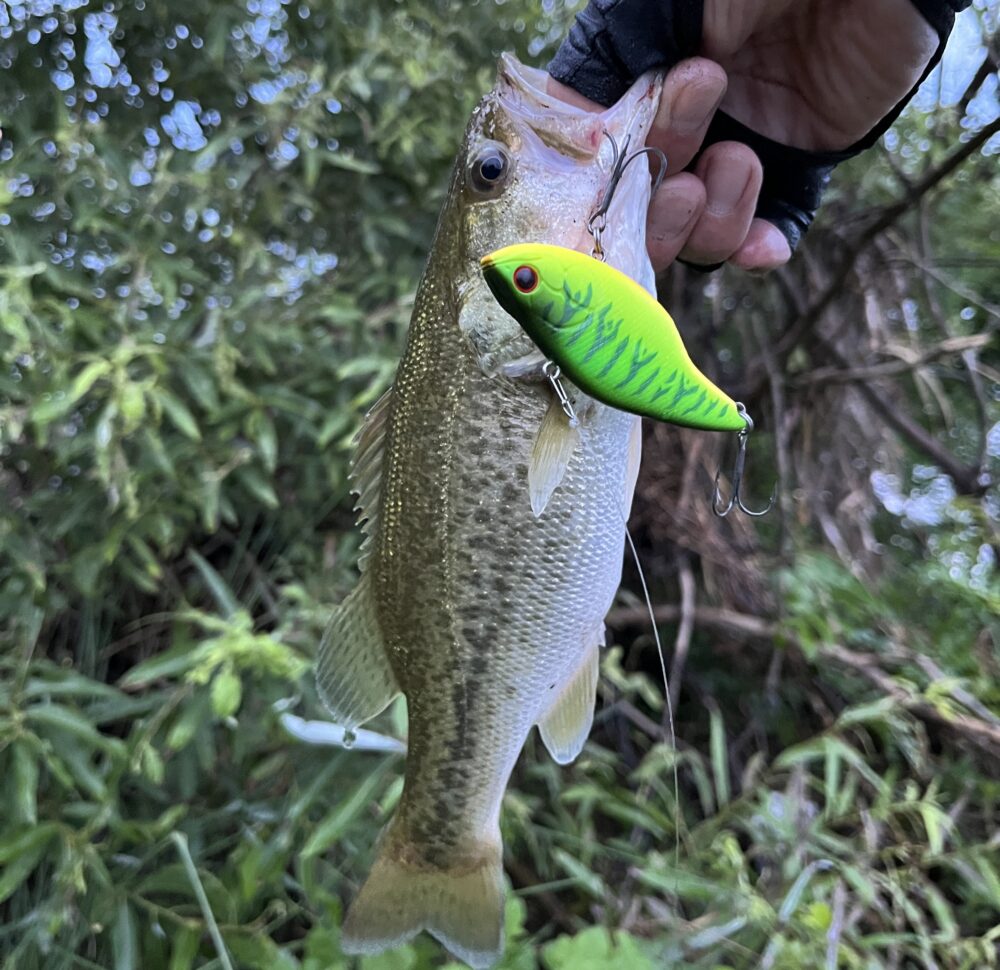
0,0 -> 998,968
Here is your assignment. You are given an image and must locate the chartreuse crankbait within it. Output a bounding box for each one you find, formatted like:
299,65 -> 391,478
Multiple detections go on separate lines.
481,242 -> 746,433
482,241 -> 775,516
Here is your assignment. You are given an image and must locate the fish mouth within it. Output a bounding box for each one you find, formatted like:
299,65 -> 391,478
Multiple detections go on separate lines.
496,52 -> 661,162
488,54 -> 663,282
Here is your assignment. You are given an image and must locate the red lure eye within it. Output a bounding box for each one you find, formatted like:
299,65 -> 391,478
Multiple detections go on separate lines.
513,265 -> 538,293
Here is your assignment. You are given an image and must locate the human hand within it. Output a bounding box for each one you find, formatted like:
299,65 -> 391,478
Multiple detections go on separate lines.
548,0 -> 946,272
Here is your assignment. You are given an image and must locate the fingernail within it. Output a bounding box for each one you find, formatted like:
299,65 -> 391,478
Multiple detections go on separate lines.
705,157 -> 751,215
672,79 -> 725,133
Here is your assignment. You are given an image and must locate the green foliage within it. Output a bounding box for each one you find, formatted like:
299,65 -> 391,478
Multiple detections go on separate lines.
2,1 -> 998,969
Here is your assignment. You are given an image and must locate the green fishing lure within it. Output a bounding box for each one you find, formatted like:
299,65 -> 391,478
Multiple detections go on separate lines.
481,242 -> 746,432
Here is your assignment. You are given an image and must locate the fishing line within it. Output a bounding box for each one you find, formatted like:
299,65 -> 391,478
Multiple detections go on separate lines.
572,411 -> 682,874
617,466 -> 682,873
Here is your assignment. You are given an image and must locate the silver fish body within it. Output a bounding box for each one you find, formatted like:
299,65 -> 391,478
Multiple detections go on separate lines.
318,54 -> 662,968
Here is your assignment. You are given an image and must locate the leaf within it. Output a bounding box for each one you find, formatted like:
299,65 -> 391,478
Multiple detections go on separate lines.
153,387 -> 202,440
236,465 -> 279,508
302,760 -> 394,858
210,667 -> 242,718
119,642 -> 203,688
166,691 -> 211,752
187,550 -> 241,619
542,927 -> 655,970
247,409 -> 278,472
776,860 -> 834,924
708,704 -> 730,808
32,360 -> 111,423
0,824 -> 58,903
552,849 -> 604,900
9,740 -> 39,827
112,900 -> 139,970
326,153 -> 380,175
119,381 -> 147,430
685,916 -> 750,950
225,932 -> 300,970
27,702 -> 127,757
167,927 -> 202,970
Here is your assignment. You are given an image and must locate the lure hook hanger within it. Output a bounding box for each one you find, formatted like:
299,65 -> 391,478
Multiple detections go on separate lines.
712,404 -> 776,518
588,131 -> 668,260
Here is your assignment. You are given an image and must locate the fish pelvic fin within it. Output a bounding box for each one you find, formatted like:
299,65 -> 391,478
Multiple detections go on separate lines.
342,825 -> 504,969
317,574 -> 399,731
538,639 -> 600,765
528,394 -> 580,518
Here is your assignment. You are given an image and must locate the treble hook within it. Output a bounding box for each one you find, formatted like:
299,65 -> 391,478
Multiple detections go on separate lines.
587,131 -> 668,260
712,404 -> 776,518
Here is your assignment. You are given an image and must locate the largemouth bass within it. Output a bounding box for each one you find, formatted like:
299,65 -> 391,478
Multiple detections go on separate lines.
319,54 -> 662,968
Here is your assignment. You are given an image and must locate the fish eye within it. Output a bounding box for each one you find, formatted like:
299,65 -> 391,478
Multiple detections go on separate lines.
469,142 -> 512,196
513,265 -> 538,293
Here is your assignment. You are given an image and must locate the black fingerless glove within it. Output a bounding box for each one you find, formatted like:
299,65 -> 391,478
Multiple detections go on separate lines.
548,0 -> 971,254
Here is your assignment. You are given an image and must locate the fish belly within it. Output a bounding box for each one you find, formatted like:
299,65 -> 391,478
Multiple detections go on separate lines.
373,301 -> 634,863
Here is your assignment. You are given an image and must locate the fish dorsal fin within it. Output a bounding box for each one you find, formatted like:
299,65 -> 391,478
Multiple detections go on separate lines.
317,574 -> 400,731
538,639 -> 600,765
318,390 -> 400,729
350,388 -> 393,567
528,394 -> 580,518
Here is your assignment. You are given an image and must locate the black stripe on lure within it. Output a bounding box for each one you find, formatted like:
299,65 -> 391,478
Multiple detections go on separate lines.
480,243 -> 774,516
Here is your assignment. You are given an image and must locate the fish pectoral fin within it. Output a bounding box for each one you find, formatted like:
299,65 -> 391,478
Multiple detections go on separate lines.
538,641 -> 600,765
317,575 -> 399,731
342,822 -> 504,969
528,395 -> 580,518
499,349 -> 547,380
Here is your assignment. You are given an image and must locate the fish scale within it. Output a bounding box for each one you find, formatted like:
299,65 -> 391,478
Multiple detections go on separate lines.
317,53 -> 662,968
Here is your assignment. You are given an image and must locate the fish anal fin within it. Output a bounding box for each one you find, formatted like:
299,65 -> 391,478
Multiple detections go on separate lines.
538,641 -> 600,765
351,388 -> 393,568
342,823 -> 504,970
317,575 -> 399,731
528,395 -> 580,518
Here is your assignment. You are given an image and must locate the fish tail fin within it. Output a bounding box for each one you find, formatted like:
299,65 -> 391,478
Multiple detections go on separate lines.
341,822 -> 504,969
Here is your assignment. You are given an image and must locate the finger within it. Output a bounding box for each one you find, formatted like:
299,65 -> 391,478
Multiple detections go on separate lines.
679,141 -> 762,265
729,219 -> 792,272
647,58 -> 727,176
646,173 -> 706,273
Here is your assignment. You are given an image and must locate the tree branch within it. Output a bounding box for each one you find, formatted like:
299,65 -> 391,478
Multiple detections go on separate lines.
745,115 -> 1000,385
607,606 -> 1000,755
791,334 -> 992,387
819,643 -> 1000,757
607,603 -> 776,640
810,334 -> 986,494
